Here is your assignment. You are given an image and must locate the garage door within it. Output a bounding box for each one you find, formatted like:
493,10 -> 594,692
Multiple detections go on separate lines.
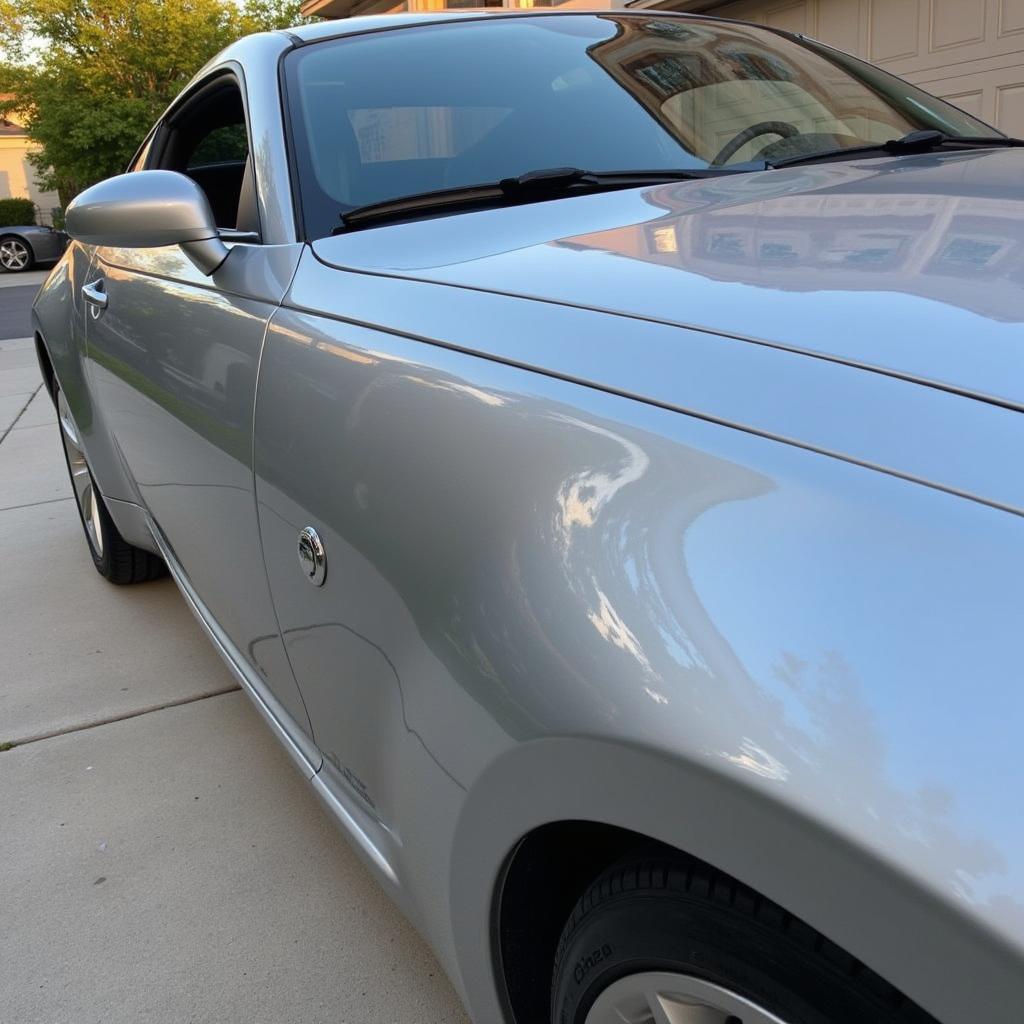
687,0 -> 1024,135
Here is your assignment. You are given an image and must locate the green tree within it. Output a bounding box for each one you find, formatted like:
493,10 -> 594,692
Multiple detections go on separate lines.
0,0 -> 306,205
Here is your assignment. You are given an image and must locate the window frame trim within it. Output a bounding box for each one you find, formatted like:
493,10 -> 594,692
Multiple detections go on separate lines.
146,64 -> 264,244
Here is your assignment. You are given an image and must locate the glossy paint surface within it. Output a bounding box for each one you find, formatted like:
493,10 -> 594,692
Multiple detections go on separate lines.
257,292 -> 1024,1024
29,14 -> 1024,1024
316,147 -> 1024,410
292,251 -> 1024,516
84,241 -> 312,734
65,170 -> 222,249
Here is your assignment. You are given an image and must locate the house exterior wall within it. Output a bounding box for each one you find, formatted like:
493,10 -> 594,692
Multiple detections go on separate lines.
0,132 -> 61,226
682,0 -> 1024,135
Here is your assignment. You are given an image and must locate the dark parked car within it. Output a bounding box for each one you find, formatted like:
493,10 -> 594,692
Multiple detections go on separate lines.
0,224 -> 66,272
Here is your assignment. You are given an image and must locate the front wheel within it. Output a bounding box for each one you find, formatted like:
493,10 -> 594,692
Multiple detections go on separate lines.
56,386 -> 166,584
551,853 -> 935,1024
0,235 -> 35,272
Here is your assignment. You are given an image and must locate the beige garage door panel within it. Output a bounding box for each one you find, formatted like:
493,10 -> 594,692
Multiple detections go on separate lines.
762,1 -> 811,32
998,81 -> 1024,133
912,63 -> 1024,133
867,0 -> 922,64
703,0 -> 1024,132
937,86 -> 986,121
815,0 -> 861,53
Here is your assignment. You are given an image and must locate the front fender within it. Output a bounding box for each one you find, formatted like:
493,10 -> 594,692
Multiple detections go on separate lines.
451,735 -> 1023,1024
261,286 -> 1023,1024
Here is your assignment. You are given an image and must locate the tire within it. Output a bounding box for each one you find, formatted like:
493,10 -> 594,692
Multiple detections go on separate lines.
55,385 -> 166,584
0,234 -> 36,272
551,853 -> 936,1024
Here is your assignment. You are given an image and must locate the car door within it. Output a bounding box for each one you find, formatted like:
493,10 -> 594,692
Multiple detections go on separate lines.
82,70 -> 313,741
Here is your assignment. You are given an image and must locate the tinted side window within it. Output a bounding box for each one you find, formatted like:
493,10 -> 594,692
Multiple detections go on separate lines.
188,123 -> 249,168
157,76 -> 254,232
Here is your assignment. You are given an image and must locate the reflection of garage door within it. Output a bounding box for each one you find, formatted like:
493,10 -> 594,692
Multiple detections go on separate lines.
664,0 -> 1024,135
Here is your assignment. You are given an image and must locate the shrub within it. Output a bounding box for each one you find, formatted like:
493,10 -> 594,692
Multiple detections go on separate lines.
0,198 -> 37,227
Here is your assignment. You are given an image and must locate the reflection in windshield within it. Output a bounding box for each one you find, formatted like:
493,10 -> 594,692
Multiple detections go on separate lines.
286,13 -> 992,239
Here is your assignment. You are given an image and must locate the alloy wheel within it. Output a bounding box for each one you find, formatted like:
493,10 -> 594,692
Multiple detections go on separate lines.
57,390 -> 104,557
0,238 -> 31,271
584,972 -> 789,1024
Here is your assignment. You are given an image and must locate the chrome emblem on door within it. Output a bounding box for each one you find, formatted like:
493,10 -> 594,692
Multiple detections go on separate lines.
297,526 -> 327,586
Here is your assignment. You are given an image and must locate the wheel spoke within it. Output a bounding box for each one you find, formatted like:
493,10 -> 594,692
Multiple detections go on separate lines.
585,973 -> 789,1024
649,993 -> 690,1024
0,240 -> 28,269
89,487 -> 104,555
56,390 -> 104,556
655,993 -> 731,1024
59,414 -> 79,447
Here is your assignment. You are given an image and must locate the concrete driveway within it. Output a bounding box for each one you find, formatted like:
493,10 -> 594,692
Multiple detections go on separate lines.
0,272 -> 470,1024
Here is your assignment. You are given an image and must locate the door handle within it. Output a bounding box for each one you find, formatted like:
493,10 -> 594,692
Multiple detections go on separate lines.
81,280 -> 107,312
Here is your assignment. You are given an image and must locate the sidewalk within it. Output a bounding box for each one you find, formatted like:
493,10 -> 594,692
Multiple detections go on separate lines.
0,329 -> 468,1022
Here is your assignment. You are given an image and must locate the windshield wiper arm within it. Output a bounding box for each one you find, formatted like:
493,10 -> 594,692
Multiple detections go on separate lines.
337,164 -> 761,231
769,129 -> 1024,169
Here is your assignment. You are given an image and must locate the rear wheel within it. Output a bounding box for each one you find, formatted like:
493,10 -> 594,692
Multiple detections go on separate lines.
0,235 -> 35,272
551,853 -> 935,1024
56,386 -> 165,584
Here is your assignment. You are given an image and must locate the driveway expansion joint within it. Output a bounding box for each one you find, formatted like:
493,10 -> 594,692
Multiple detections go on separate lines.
0,383 -> 42,445
0,495 -> 74,513
1,683 -> 242,751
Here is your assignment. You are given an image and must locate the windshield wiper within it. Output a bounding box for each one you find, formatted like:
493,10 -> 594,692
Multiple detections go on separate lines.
769,129 -> 1024,169
336,164 -> 761,231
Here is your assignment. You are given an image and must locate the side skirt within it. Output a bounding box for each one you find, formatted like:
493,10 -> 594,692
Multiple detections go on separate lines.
146,516 -> 321,779
146,515 -> 402,889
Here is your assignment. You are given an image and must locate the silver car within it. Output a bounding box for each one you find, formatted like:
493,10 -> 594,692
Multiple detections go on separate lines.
32,12 -> 1024,1024
1,224 -> 66,272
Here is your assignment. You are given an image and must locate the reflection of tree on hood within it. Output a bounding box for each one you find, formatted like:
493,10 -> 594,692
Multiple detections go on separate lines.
771,649 -> 1011,908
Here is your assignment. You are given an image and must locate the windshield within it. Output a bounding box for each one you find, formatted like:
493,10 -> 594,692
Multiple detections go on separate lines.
285,13 -> 995,239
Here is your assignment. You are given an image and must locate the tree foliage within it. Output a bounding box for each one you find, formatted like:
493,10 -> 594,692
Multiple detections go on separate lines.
0,0 -> 306,204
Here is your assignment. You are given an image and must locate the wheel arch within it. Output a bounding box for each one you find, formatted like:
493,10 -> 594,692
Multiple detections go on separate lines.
0,229 -> 34,249
449,737 -> 1022,1024
33,310 -> 155,554
493,820 -> 649,1024
34,330 -> 56,404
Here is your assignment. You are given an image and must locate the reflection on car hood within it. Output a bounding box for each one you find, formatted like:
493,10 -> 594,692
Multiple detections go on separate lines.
313,148 -> 1024,411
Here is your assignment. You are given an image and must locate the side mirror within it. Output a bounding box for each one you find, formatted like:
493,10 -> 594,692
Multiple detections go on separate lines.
65,170 -> 229,275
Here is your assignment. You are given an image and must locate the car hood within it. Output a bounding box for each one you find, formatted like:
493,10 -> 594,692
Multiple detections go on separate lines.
313,147 -> 1024,412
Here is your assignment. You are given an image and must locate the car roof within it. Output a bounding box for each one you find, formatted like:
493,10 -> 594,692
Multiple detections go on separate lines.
284,11 -> 499,43
279,9 -> 718,47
